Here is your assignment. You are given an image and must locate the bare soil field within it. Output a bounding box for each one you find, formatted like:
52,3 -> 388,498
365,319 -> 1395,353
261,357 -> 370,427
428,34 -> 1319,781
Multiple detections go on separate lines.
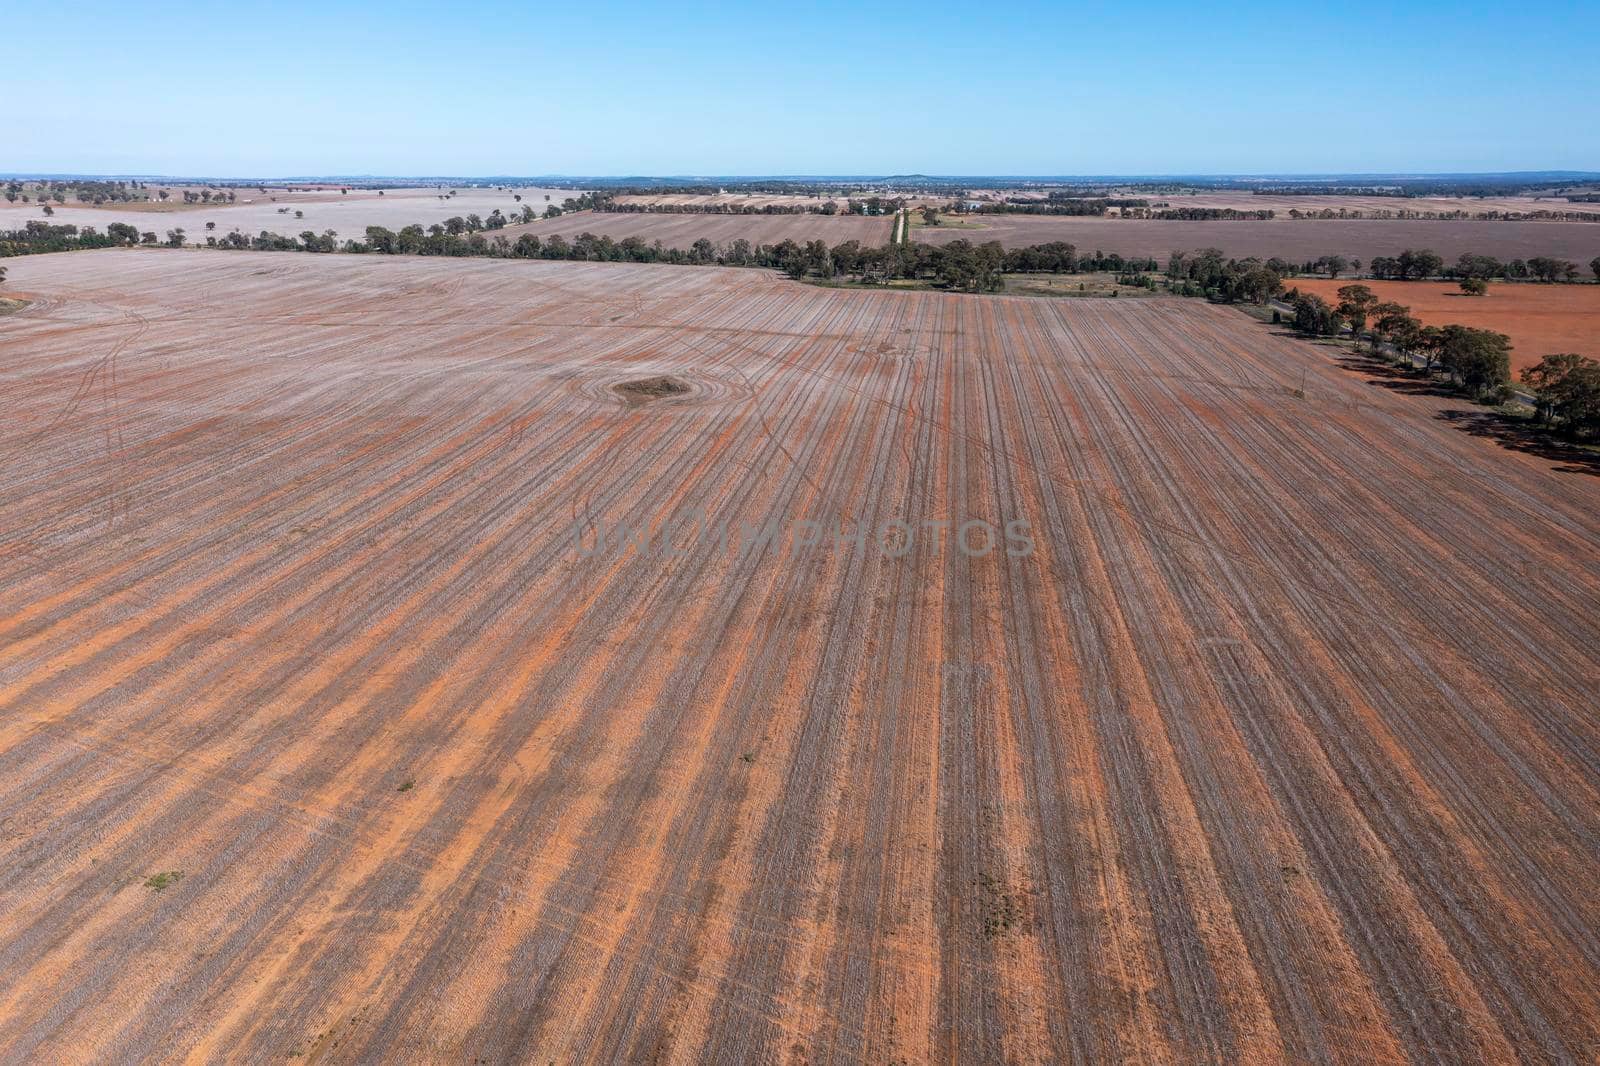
0,186 -> 577,242
915,215 -> 1600,263
1,250 -> 1598,1062
1117,190 -> 1600,218
964,189 -> 1600,217
1287,277 -> 1600,373
611,192 -> 837,210
492,209 -> 892,249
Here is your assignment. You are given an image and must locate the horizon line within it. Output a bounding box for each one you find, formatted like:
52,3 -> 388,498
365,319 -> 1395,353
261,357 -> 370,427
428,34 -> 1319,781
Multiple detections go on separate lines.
6,170 -> 1600,184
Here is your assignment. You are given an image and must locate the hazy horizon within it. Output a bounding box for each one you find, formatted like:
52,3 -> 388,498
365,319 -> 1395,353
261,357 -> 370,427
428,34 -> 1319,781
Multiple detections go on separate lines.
8,170 -> 1599,184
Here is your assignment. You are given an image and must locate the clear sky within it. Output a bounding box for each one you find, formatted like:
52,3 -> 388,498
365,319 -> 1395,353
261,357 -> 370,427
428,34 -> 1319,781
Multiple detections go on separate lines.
11,0 -> 1598,177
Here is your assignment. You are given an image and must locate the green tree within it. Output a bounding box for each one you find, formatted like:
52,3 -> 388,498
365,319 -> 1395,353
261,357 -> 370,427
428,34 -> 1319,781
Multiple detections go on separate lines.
1455,253 -> 1502,279
1416,326 -> 1446,373
1372,301 -> 1416,356
1459,277 -> 1488,296
1521,353 -> 1586,423
1438,325 -> 1511,397
1521,354 -> 1600,435
1233,264 -> 1282,304
1397,248 -> 1443,279
1314,254 -> 1349,278
1527,256 -> 1577,283
1335,284 -> 1378,339
1292,294 -> 1342,336
365,226 -> 398,254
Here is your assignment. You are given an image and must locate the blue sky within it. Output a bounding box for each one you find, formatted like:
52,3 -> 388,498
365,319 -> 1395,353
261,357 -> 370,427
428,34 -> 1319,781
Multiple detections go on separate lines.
12,0 -> 1598,177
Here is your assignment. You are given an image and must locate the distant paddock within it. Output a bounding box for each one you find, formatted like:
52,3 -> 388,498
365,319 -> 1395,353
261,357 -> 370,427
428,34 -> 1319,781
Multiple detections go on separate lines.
914,216 -> 1600,265
492,210 -> 892,250
1286,277 -> 1600,373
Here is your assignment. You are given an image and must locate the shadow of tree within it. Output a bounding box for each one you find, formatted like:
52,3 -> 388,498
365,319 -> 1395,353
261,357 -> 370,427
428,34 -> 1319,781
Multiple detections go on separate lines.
1334,349 -> 1600,476
1436,409 -> 1600,477
1335,350 -> 1459,399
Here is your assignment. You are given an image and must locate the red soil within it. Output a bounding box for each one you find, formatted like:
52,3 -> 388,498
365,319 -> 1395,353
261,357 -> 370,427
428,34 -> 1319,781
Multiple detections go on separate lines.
1288,277 -> 1600,372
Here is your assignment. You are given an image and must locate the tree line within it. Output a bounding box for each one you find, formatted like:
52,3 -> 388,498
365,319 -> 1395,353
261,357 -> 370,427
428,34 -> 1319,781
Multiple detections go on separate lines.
5,179 -> 151,205
593,195 -> 905,217
1283,206 -> 1600,223
1522,355 -> 1600,438
957,199 -> 1118,217
339,228 -> 1145,292
1148,207 -> 1276,221
10,219 -> 1598,296
1367,250 -> 1595,283
1286,285 -> 1515,399
946,201 -> 1276,220
7,219 -> 1595,442
1,216 -> 1153,297
1157,253 -> 1590,421
1289,248 -> 1600,284
1294,283 -> 1600,439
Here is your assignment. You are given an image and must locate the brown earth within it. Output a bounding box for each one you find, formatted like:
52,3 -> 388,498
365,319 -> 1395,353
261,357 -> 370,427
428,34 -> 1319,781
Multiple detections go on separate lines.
1287,277 -> 1600,373
0,186 -> 580,241
1,250 -> 1598,1063
965,188 -> 1600,218
1119,190 -> 1600,218
492,209 -> 892,249
914,215 -> 1600,264
611,193 -> 835,210
614,374 -> 692,404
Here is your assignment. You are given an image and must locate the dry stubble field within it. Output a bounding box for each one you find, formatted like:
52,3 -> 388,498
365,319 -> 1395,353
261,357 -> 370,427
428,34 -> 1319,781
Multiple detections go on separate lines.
1114,191 -> 1600,218
490,209 -> 892,250
1,250 -> 1599,1062
0,186 -> 577,244
914,215 -> 1600,265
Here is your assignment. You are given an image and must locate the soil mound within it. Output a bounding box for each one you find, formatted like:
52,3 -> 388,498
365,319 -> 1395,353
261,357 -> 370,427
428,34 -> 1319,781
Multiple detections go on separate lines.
613,375 -> 692,403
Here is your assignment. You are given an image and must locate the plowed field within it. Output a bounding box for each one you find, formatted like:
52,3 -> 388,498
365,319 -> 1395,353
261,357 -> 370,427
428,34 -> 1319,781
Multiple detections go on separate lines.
0,187 -> 578,244
914,215 -> 1600,264
1,249 -> 1597,1063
